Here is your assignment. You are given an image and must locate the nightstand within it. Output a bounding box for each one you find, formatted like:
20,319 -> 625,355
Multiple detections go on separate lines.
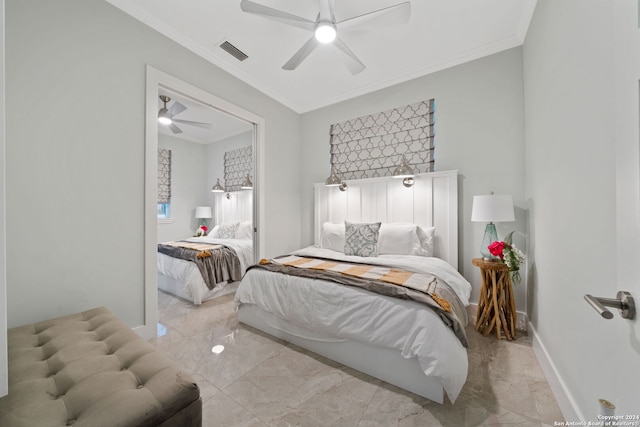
472,258 -> 517,340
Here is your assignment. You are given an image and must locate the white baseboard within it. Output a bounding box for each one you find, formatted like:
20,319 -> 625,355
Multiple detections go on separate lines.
528,321 -> 583,421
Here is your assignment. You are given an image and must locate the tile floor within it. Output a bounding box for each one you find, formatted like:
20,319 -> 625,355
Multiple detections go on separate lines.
150,290 -> 565,427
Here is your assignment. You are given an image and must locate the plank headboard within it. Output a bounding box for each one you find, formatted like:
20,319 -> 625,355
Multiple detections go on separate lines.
213,190 -> 253,226
314,170 -> 458,269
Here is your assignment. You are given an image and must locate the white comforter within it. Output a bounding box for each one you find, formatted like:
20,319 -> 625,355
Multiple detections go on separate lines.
233,246 -> 472,402
157,237 -> 253,304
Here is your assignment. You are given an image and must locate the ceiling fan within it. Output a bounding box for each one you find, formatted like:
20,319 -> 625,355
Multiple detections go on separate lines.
240,0 -> 411,75
158,95 -> 212,134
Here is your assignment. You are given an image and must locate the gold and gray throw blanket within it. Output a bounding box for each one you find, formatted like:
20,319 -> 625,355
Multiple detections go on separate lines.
250,255 -> 468,347
158,241 -> 242,290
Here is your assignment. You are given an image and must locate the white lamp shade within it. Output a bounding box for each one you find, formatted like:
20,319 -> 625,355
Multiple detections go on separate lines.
195,206 -> 213,219
471,194 -> 515,223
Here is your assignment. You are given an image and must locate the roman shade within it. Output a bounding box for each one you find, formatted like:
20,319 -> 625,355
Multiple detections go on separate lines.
329,99 -> 435,180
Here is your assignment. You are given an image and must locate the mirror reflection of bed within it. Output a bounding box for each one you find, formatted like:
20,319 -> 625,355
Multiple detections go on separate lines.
155,88 -> 255,305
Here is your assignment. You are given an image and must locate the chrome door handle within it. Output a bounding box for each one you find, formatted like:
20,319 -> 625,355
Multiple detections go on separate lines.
584,291 -> 635,320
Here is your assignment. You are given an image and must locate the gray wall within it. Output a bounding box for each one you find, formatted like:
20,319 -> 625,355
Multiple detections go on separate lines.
5,0 -> 301,328
523,0 -> 640,418
157,135 -> 208,243
300,47 -> 526,311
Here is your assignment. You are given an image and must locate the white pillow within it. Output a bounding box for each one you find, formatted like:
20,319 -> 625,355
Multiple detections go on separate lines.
320,222 -> 345,252
236,221 -> 253,240
377,223 -> 436,257
417,226 -> 436,257
207,225 -> 219,238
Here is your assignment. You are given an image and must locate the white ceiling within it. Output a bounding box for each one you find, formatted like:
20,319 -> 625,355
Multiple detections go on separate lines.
157,88 -> 253,144
110,0 -> 537,114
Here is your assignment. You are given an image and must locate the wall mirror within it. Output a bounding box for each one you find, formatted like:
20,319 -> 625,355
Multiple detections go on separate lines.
143,66 -> 264,339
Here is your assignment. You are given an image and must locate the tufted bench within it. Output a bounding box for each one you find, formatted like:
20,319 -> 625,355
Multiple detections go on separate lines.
0,307 -> 202,427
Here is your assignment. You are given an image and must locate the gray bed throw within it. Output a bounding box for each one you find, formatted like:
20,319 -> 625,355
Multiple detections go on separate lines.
158,242 -> 242,290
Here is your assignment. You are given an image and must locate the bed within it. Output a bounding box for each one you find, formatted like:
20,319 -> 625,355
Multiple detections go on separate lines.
234,170 -> 471,404
158,221 -> 254,304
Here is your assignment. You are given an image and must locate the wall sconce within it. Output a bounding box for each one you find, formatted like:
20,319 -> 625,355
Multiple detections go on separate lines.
393,154 -> 414,178
402,177 -> 414,188
393,155 -> 415,187
241,174 -> 253,190
225,193 -> 232,200
325,167 -> 342,186
325,167 -> 348,191
211,178 -> 224,193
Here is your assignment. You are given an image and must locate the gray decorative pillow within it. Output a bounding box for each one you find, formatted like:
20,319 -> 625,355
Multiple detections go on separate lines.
218,222 -> 239,239
344,221 -> 381,257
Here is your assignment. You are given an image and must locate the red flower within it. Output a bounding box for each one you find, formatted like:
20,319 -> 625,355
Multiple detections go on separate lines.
488,241 -> 506,259
200,225 -> 208,232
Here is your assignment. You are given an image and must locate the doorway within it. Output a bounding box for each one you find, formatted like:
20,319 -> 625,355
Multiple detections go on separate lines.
141,66 -> 265,339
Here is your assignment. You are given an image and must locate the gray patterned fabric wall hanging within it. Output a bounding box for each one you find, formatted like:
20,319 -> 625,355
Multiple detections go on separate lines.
330,99 -> 435,180
224,146 -> 253,192
158,149 -> 171,203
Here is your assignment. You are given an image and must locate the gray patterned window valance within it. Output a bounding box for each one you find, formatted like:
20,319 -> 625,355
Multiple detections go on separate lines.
224,146 -> 252,192
330,99 -> 435,180
157,149 -> 171,203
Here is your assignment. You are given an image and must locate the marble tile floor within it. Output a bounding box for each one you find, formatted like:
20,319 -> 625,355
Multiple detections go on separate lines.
150,290 -> 565,427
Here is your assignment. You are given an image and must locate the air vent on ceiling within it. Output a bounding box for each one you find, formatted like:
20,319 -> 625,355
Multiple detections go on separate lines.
219,41 -> 248,62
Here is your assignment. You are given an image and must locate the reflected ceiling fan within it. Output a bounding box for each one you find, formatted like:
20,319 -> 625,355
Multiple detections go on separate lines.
158,95 -> 212,134
240,0 -> 411,75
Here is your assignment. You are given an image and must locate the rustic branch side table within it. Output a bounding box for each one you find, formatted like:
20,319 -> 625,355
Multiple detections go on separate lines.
472,258 -> 517,340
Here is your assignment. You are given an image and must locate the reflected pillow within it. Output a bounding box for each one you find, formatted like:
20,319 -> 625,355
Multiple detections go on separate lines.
207,225 -> 219,238
344,221 -> 381,257
218,222 -> 239,239
236,221 -> 253,240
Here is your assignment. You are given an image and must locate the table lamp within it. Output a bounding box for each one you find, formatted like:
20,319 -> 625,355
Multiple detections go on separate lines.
471,193 -> 515,259
195,206 -> 212,227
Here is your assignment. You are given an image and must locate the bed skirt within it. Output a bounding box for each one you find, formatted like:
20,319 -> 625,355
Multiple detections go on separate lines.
237,303 -> 445,404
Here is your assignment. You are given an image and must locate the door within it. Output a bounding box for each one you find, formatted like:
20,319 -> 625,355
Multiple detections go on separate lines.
612,0 -> 640,415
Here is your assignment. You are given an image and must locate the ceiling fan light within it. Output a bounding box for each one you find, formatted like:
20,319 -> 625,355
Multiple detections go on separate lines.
315,22 -> 336,43
158,109 -> 172,125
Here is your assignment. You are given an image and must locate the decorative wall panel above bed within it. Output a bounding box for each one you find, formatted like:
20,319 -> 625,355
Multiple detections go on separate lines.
330,99 -> 435,180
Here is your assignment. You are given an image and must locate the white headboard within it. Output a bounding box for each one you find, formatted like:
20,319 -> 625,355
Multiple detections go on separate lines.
213,190 -> 253,226
314,170 -> 458,269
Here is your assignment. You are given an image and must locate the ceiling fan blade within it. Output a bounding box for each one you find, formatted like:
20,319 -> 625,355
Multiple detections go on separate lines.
168,101 -> 187,117
337,1 -> 411,32
333,37 -> 366,75
318,0 -> 335,22
282,36 -> 320,70
168,123 -> 183,134
240,0 -> 316,32
172,118 -> 212,129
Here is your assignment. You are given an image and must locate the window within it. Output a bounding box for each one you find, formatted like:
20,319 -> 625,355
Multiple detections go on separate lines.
158,148 -> 172,219
157,202 -> 171,219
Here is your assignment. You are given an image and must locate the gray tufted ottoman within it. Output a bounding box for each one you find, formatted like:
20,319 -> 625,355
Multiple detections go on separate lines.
0,307 -> 202,427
